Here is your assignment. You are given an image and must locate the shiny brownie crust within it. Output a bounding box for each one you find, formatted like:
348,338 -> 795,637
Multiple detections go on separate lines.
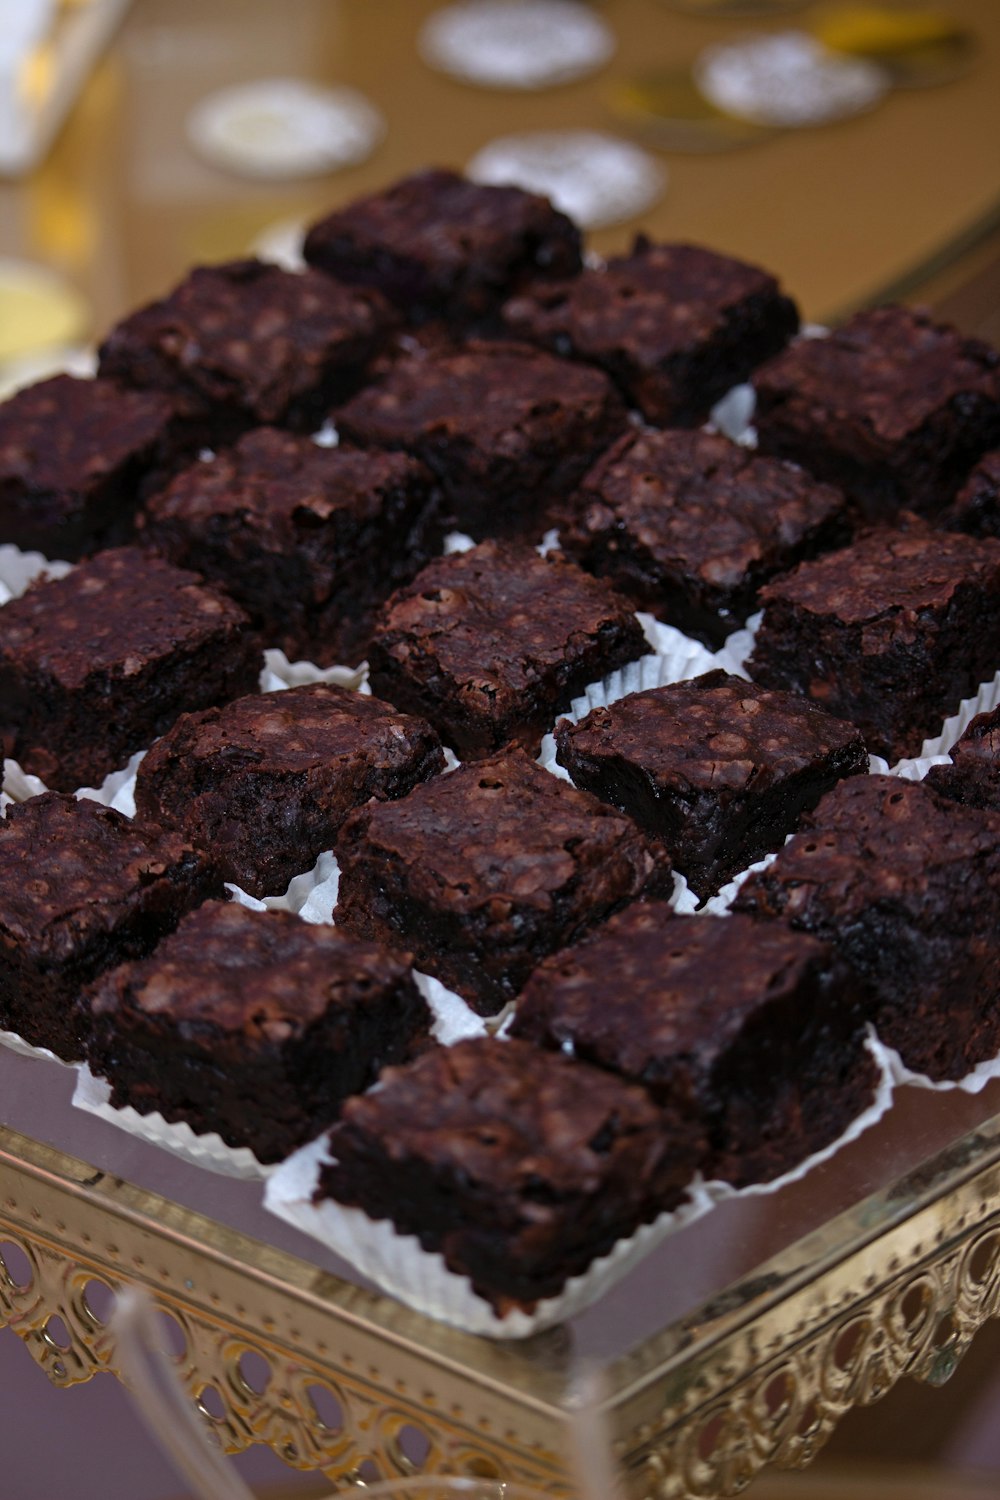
135,684 -> 445,898
733,775 -> 1000,1081
367,539 -> 647,758
317,1036 -> 702,1311
335,341 -> 629,541
303,167 -> 582,327
0,547 -> 261,791
139,428 -> 442,666
0,792 -> 221,1061
84,901 -> 431,1163
511,905 -> 876,1187
503,237 -> 798,427
334,747 -> 673,1014
555,670 -> 868,899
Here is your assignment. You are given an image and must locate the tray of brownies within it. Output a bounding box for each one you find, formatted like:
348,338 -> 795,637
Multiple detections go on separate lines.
1,166 -> 999,1340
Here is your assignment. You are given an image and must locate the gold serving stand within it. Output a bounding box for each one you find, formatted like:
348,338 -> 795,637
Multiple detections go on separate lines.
5,1053 -> 1000,1497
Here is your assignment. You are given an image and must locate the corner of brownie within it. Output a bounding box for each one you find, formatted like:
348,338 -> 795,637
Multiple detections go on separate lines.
503,237 -> 798,426
939,449 -> 1000,539
83,900 -> 430,1162
0,791 -> 221,1060
333,746 -> 673,1014
925,705 -> 1000,813
303,167 -> 582,327
732,774 -> 1000,1081
316,1035 -> 702,1312
555,670 -> 868,898
0,546 -> 261,791
511,904 -> 876,1187
134,683 -> 445,897
367,538 -> 647,758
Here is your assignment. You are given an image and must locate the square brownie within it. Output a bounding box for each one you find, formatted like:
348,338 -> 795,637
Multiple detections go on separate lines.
939,449 -> 1000,539
137,428 -> 443,665
303,167 -> 582,328
84,901 -> 431,1163
335,341 -> 629,540
0,547 -> 261,791
559,427 -> 850,646
0,792 -> 221,1061
748,519 -> 1000,761
0,375 -> 179,563
334,747 -> 673,1014
367,540 -> 648,758
98,259 -> 396,449
753,307 -> 1000,520
555,670 -> 868,900
925,705 -> 1000,813
502,236 -> 799,427
134,683 -> 445,898
317,1036 -> 703,1313
732,775 -> 1000,1081
511,906 -> 876,1187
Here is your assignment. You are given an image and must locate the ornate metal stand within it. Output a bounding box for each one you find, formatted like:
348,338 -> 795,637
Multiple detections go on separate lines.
3,1113 -> 1000,1497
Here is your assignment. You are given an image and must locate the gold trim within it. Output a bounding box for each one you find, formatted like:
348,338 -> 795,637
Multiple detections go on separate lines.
5,1117 -> 1000,1494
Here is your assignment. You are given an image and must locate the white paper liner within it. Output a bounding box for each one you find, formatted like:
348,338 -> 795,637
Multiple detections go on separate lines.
262,648 -> 368,692
702,1029 -> 896,1201
419,0 -> 615,90
72,1064 -> 274,1180
881,1042 -> 1000,1097
0,1027 -> 74,1066
264,1134 -> 717,1338
0,541 -> 73,604
468,131 -> 665,231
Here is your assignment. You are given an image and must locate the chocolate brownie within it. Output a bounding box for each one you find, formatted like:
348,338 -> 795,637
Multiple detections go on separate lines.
137,429 -> 443,665
733,775 -> 1000,1081
98,259 -> 395,448
925,706 -> 1000,813
317,1036 -> 703,1313
0,547 -> 261,791
334,747 -> 673,1014
503,237 -> 798,427
84,901 -> 431,1163
335,342 -> 629,540
303,167 -> 582,328
559,427 -> 850,646
747,518 -> 1000,761
134,684 -> 445,898
0,792 -> 220,1061
367,540 -> 647,759
511,905 -> 876,1187
555,671 -> 868,899
753,307 -> 1000,520
0,375 -> 180,562
939,450 -> 1000,539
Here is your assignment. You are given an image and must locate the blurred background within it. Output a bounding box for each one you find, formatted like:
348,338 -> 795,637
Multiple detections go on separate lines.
2,1 -> 1000,1495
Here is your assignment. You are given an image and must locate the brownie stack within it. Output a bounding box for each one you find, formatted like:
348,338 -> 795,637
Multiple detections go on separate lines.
3,163 -> 1000,1325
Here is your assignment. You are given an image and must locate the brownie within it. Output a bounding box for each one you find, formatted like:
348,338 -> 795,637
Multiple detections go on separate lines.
502,237 -> 798,428
0,375 -> 180,562
335,341 -> 629,540
303,167 -> 582,328
753,307 -> 1000,520
556,671 -> 868,900
134,683 -> 445,898
925,706 -> 1000,813
733,775 -> 1000,1081
98,259 -> 395,449
0,792 -> 221,1061
334,747 -> 673,1014
137,429 -> 443,665
0,547 -> 261,791
367,540 -> 648,759
559,427 -> 850,646
939,450 -> 1000,539
747,518 -> 1000,762
511,905 -> 876,1187
84,901 -> 431,1163
317,1036 -> 703,1313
